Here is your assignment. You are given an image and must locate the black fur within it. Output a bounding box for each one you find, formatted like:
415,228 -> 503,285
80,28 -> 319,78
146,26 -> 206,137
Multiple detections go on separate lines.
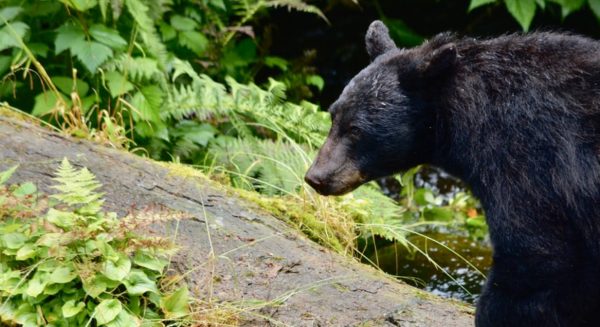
305,21 -> 600,326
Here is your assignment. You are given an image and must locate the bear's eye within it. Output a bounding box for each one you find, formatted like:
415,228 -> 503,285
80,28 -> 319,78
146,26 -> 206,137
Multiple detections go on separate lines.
348,126 -> 361,138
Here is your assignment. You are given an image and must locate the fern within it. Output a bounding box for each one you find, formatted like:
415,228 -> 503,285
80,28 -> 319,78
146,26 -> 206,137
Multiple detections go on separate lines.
105,54 -> 163,83
210,137 -> 312,195
124,0 -> 168,67
51,158 -> 105,216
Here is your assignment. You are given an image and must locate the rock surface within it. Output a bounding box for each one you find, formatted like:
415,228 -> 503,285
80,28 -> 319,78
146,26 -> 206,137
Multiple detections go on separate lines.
0,116 -> 474,326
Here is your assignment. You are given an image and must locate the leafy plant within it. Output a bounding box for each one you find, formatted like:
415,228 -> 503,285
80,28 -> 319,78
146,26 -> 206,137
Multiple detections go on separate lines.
469,0 -> 600,31
0,160 -> 190,326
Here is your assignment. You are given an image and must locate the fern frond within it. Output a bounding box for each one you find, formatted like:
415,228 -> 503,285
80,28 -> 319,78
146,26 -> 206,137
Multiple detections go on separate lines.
51,158 -> 105,215
124,0 -> 168,67
263,0 -> 328,23
105,54 -> 163,82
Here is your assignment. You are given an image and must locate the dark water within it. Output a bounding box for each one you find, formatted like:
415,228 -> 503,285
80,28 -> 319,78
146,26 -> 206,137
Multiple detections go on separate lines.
369,167 -> 492,304
366,231 -> 491,304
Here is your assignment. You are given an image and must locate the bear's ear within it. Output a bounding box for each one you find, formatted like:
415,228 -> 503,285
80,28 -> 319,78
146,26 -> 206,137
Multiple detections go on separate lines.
419,43 -> 458,77
365,20 -> 396,61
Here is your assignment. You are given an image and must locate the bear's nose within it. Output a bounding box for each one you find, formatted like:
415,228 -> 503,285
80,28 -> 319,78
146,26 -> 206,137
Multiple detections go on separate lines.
304,169 -> 324,190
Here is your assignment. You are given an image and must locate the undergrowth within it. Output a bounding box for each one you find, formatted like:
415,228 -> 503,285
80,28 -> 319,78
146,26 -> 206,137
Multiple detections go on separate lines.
0,160 -> 193,326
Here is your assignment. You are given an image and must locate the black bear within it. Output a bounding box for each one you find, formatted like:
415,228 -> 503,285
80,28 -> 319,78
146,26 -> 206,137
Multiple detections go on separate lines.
305,21 -> 600,326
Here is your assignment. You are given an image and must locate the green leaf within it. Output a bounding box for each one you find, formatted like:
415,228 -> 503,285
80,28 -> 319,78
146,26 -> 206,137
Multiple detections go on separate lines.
160,286 -> 189,319
83,275 -> 108,298
590,0 -> 600,19
49,265 -> 77,284
133,251 -> 167,272
0,7 -> 22,23
381,17 -> 423,47
28,42 -> 49,57
505,0 -> 536,31
103,254 -> 131,281
90,24 -> 127,49
0,21 -> 29,51
62,300 -> 85,318
469,0 -> 497,11
32,90 -> 70,117
0,165 -> 18,185
53,76 -> 90,95
264,56 -> 288,71
123,269 -> 158,295
105,71 -> 134,97
72,40 -> 113,72
55,23 -> 85,54
26,272 -> 47,297
94,299 -> 122,325
178,30 -> 208,54
548,0 -> 585,17
15,243 -> 36,260
2,232 -> 26,249
159,22 -> 176,41
209,0 -> 226,10
170,15 -> 197,31
306,75 -> 324,91
46,208 -> 76,229
105,310 -> 139,327
63,0 -> 98,11
12,182 -> 36,197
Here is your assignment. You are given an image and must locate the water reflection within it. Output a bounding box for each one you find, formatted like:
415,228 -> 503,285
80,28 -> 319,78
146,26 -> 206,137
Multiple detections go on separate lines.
365,231 -> 492,304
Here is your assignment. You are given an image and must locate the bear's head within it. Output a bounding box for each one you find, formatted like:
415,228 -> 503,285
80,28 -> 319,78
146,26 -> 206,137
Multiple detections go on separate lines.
305,20 -> 458,195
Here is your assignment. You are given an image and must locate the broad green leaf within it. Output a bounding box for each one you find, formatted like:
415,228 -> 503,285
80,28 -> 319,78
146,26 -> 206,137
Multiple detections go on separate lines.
103,254 -> 131,281
46,208 -> 76,229
72,40 -> 113,72
0,165 -> 18,185
590,0 -> 600,19
178,30 -> 208,54
2,233 -> 26,249
90,24 -> 127,49
160,286 -> 189,319
0,22 -> 29,51
15,243 -> 36,260
209,0 -> 226,10
0,7 -> 22,23
62,300 -> 85,318
55,23 -> 85,54
32,91 -> 70,117
381,17 -> 423,47
123,269 -> 158,295
36,233 -> 64,247
83,275 -> 107,298
14,303 -> 37,327
52,76 -> 90,96
469,0 -> 497,11
159,22 -> 176,41
549,0 -> 585,16
12,182 -> 36,197
105,71 -> 134,97
0,270 -> 22,292
62,0 -> 98,11
133,251 -> 168,272
28,42 -> 49,57
49,265 -> 77,284
26,273 -> 47,297
505,0 -> 536,31
105,310 -> 139,327
170,15 -> 197,31
264,56 -> 288,71
94,299 -> 122,325
306,75 -> 324,91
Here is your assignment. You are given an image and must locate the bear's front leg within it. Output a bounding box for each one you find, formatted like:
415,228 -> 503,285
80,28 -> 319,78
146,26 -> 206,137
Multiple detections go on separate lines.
475,265 -> 598,327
